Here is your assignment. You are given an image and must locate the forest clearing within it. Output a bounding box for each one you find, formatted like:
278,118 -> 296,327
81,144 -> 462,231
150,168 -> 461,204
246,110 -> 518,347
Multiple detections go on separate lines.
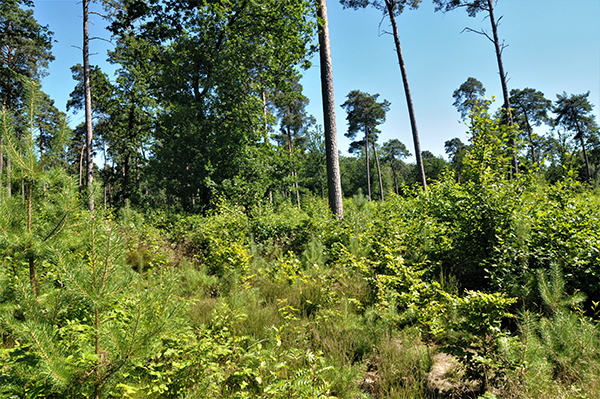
1,0 -> 600,397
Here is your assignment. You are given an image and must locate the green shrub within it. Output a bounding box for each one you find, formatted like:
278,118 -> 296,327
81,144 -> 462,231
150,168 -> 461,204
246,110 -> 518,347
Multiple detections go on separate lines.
0,215 -> 184,398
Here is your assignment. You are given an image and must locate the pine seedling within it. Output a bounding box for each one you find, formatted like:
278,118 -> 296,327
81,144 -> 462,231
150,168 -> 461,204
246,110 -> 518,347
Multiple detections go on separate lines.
537,263 -> 586,315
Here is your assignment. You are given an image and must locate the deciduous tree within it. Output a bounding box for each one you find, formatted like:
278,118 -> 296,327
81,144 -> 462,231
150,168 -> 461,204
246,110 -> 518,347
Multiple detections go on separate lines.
107,0 -> 315,210
274,79 -> 310,207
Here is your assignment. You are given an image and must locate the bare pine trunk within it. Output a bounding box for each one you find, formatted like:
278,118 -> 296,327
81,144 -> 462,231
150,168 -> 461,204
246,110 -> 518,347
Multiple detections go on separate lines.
27,182 -> 36,295
487,0 -> 517,177
392,166 -> 399,195
79,144 -> 85,191
6,155 -> 10,198
577,122 -> 591,180
0,138 -> 3,194
372,142 -> 384,201
286,127 -> 301,208
365,129 -> 371,201
262,89 -> 269,144
83,0 -> 94,211
579,137 -> 591,181
317,0 -> 343,217
385,0 -> 427,191
3,28 -> 13,198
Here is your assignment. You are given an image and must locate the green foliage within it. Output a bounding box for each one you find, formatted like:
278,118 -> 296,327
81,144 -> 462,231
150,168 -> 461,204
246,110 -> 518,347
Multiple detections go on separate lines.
507,266 -> 600,398
0,214 -> 184,398
340,0 -> 422,17
171,200 -> 249,275
510,87 -> 552,168
453,77 -> 488,121
0,0 -> 54,115
4,83 -> 600,397
1,79 -> 76,299
462,100 -> 521,184
104,0 -> 316,210
441,290 -> 517,389
5,0 -> 600,397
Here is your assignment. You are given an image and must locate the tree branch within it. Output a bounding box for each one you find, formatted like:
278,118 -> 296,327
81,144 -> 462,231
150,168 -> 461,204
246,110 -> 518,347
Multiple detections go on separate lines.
89,11 -> 108,18
90,37 -> 113,44
461,26 -> 494,43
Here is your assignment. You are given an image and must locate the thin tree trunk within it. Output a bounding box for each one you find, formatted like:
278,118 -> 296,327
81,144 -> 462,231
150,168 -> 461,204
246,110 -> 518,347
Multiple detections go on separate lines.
385,0 -> 426,191
123,153 -> 130,198
372,142 -> 384,201
0,138 -> 3,194
83,0 -> 94,211
6,157 -> 10,198
39,127 -> 47,192
365,128 -> 371,201
27,182 -> 36,296
79,144 -> 85,192
3,105 -> 10,196
523,116 -> 539,168
576,122 -> 591,180
579,137 -> 591,181
103,139 -> 107,208
122,104 -> 136,201
391,166 -> 399,195
286,126 -> 301,208
317,0 -> 343,218
3,26 -> 13,198
487,0 -> 517,177
262,89 -> 270,144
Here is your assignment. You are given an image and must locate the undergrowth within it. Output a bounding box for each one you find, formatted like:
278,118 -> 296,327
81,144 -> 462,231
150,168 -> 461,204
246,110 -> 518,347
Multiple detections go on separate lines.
2,86 -> 600,397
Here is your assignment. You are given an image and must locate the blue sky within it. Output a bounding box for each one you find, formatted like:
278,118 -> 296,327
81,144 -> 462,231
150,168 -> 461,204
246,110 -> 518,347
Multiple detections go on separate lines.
32,0 -> 600,161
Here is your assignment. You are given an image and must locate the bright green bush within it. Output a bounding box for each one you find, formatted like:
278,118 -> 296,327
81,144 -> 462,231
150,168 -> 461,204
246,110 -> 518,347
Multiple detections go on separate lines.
0,215 -> 184,398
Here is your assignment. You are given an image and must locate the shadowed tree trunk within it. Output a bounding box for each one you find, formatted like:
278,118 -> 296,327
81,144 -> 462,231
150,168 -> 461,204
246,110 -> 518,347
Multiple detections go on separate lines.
576,121 -> 591,180
365,128 -> 372,201
286,126 -> 301,208
522,115 -> 539,167
0,139 -> 3,194
372,141 -> 384,200
317,0 -> 343,217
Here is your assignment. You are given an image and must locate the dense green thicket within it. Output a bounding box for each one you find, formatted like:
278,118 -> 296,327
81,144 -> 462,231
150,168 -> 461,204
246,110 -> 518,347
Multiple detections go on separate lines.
2,2 -> 600,397
3,162 -> 600,397
2,77 -> 600,399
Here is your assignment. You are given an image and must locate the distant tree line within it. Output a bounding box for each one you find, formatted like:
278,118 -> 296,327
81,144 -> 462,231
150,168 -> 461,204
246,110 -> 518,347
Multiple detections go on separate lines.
1,0 -> 598,215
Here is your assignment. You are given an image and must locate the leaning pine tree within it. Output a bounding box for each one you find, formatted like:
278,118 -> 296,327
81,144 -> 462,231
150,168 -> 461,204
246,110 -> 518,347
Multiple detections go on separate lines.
340,0 -> 427,191
434,0 -> 518,177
